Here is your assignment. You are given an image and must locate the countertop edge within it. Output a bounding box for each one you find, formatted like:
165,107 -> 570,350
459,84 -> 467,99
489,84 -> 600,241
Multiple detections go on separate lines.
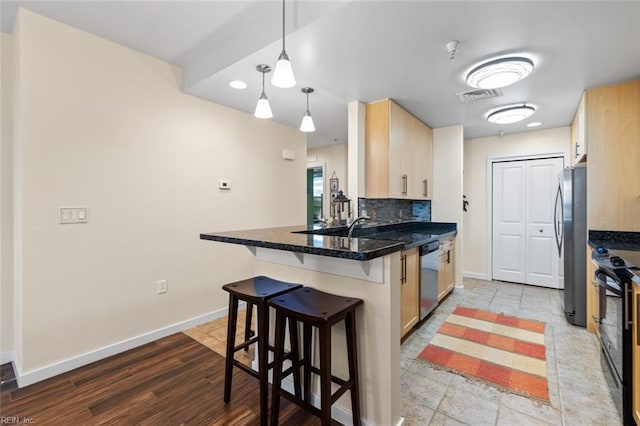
199,233 -> 405,261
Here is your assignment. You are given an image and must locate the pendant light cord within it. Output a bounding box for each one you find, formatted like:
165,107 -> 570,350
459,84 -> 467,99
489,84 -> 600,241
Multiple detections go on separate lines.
281,0 -> 286,51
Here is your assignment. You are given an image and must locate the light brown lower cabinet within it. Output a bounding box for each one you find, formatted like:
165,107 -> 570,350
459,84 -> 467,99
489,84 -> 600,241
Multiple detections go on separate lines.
633,283 -> 639,424
400,247 -> 419,338
438,239 -> 455,302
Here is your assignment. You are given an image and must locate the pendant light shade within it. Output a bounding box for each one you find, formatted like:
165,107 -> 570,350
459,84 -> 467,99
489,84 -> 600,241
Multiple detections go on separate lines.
466,57 -> 534,89
271,0 -> 296,88
254,64 -> 273,119
487,104 -> 535,124
299,87 -> 315,132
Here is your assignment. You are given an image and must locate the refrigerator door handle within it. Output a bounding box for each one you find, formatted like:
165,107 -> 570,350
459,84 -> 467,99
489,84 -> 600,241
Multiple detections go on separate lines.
553,182 -> 563,256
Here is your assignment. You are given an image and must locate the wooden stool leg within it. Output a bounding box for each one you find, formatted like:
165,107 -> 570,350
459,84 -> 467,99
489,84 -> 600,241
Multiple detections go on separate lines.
224,294 -> 239,403
270,310 -> 286,426
257,302 -> 269,426
303,323 -> 312,403
244,302 -> 253,352
345,311 -> 361,425
319,325 -> 332,426
287,318 -> 302,398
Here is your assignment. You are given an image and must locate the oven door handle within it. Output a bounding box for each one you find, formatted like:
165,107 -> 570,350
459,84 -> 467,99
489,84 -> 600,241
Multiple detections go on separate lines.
595,269 -> 623,297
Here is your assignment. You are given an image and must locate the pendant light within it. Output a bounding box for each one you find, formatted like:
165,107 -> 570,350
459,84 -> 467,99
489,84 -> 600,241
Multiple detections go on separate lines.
254,64 -> 273,119
299,87 -> 315,132
271,0 -> 296,88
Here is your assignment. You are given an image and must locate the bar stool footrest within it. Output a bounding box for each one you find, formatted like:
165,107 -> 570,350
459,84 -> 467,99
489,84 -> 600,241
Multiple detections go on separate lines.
233,336 -> 259,352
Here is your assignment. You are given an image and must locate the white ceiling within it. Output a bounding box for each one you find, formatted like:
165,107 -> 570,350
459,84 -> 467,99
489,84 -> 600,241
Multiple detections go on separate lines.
2,1 -> 640,148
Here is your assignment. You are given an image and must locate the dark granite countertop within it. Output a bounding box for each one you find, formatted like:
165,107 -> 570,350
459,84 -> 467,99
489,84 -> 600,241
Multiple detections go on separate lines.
588,230 -> 640,283
200,221 -> 457,261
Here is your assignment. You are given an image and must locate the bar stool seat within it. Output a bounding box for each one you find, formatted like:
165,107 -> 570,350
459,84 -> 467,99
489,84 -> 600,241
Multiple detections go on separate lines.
222,276 -> 302,426
269,287 -> 363,426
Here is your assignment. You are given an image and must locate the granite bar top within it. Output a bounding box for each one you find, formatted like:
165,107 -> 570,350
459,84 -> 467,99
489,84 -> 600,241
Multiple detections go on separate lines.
200,221 -> 457,261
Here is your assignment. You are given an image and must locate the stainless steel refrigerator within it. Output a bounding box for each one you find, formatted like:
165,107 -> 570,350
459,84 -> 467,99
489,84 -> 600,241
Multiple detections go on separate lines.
554,165 -> 587,326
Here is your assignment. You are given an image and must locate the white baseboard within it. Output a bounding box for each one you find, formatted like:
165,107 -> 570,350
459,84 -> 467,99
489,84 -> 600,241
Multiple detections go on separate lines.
1,351 -> 13,364
462,271 -> 489,281
16,307 -> 228,388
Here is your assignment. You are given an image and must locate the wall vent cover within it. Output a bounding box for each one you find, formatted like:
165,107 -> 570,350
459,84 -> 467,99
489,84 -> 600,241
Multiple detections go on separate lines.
456,88 -> 502,103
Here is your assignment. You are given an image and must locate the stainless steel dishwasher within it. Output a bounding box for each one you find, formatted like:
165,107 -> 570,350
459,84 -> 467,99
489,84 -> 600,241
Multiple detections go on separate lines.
419,241 -> 439,320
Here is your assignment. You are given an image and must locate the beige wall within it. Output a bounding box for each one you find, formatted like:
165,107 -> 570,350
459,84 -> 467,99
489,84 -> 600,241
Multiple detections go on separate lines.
433,125 -> 464,286
463,127 -> 570,278
10,9 -> 306,377
307,144 -> 348,221
1,32 -> 15,361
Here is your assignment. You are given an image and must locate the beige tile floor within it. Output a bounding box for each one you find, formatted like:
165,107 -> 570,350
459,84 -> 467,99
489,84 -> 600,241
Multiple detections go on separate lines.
400,278 -> 621,426
184,307 -> 255,368
187,278 -> 621,425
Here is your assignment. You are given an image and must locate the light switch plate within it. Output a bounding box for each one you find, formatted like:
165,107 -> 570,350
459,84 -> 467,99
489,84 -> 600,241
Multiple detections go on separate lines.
59,207 -> 89,224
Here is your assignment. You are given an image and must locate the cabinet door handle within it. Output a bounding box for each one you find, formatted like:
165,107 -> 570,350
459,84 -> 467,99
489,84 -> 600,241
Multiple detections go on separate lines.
624,283 -> 631,330
447,250 -> 450,264
400,255 -> 406,284
637,294 -> 639,346
401,174 -> 407,195
423,179 -> 428,197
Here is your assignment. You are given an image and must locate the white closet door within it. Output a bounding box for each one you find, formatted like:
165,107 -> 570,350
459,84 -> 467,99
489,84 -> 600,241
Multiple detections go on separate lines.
492,161 -> 526,283
492,157 -> 564,287
525,157 -> 564,287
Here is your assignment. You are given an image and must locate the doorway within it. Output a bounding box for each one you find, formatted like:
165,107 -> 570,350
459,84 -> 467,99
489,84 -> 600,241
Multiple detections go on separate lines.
491,156 -> 564,288
306,166 -> 323,226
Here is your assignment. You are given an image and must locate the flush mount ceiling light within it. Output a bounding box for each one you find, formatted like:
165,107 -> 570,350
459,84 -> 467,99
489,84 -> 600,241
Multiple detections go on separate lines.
254,64 -> 273,119
271,0 -> 296,88
229,80 -> 247,89
299,87 -> 315,132
487,104 -> 536,124
466,57 -> 534,89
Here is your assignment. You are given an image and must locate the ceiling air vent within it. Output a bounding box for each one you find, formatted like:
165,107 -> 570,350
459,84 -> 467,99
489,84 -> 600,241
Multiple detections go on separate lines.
456,88 -> 502,103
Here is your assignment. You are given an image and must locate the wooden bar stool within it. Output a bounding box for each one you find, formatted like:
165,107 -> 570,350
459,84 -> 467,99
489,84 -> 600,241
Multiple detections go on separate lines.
269,287 -> 363,426
222,276 -> 302,426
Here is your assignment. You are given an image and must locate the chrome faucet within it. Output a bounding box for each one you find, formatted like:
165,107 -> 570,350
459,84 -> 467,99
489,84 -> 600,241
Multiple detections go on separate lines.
347,215 -> 370,238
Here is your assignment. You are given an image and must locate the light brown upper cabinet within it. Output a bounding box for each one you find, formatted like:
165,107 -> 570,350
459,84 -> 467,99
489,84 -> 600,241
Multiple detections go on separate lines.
365,99 -> 433,199
571,91 -> 587,164
586,79 -> 640,231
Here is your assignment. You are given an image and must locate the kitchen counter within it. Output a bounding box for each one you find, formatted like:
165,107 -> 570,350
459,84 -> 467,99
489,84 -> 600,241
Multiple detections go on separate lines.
588,230 -> 640,284
200,220 -> 457,425
199,221 -> 457,261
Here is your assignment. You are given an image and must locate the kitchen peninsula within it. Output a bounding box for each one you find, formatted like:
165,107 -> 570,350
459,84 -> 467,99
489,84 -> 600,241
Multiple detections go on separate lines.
200,221 -> 456,426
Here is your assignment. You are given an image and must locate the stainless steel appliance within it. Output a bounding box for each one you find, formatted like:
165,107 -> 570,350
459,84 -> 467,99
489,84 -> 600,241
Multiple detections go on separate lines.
554,165 -> 587,326
419,241 -> 439,320
592,249 -> 635,425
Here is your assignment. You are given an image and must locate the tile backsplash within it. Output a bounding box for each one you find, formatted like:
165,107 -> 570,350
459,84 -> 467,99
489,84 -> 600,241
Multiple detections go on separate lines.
358,198 -> 431,222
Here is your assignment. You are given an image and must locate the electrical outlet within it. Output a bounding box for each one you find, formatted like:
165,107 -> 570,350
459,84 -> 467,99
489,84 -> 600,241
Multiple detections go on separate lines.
157,280 -> 168,294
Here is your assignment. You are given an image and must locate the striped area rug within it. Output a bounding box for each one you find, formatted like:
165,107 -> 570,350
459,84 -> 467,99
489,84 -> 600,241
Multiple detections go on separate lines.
419,306 -> 549,403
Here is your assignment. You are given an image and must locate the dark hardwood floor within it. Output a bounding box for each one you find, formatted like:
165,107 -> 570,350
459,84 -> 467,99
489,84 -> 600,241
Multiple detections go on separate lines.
0,333 -> 325,425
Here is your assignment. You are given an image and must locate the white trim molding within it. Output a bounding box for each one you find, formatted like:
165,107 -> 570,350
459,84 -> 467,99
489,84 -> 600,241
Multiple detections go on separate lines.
463,271 -> 489,281
15,308 -> 228,388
